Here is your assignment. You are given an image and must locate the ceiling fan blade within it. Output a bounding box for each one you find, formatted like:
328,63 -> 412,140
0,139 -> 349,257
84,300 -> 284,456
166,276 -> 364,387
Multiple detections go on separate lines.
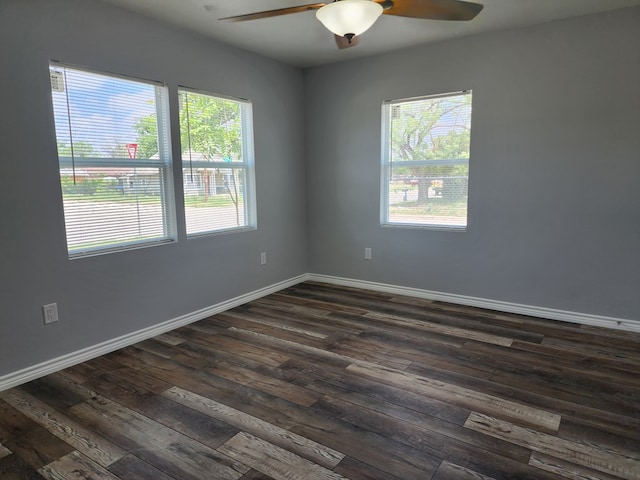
335,34 -> 360,49
379,0 -> 483,21
219,3 -> 327,22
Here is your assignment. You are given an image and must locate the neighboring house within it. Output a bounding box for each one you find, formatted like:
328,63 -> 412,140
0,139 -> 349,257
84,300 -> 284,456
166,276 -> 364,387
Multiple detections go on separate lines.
154,150 -> 234,196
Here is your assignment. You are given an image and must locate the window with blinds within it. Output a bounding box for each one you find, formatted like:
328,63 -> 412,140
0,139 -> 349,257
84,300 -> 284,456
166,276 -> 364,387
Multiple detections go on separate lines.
178,88 -> 256,236
49,62 -> 175,257
381,91 -> 472,229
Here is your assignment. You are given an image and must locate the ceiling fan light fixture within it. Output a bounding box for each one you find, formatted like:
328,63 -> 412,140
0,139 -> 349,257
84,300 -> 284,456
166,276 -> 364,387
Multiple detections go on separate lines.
316,0 -> 383,39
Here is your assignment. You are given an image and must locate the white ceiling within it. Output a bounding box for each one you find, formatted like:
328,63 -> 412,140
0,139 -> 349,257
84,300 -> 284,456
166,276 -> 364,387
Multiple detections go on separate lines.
97,0 -> 640,67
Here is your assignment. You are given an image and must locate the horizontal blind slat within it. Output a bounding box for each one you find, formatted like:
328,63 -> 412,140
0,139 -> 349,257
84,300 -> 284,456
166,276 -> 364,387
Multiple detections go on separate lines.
51,63 -> 174,256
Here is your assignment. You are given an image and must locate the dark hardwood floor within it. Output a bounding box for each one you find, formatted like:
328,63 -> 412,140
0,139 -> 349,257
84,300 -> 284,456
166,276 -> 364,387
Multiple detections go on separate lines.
1,281 -> 639,479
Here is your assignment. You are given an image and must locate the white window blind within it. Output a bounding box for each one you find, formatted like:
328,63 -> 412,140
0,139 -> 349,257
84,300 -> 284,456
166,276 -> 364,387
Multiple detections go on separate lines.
49,62 -> 174,257
179,88 -> 256,236
381,91 -> 472,229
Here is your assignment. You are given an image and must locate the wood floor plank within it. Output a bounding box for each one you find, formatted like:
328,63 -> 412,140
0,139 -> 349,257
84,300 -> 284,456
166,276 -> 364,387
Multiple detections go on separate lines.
217,312 -> 329,350
541,337 -> 640,366
153,333 -> 185,346
244,302 -> 348,336
0,454 -> 47,480
67,395 -> 248,480
217,432 -> 348,480
222,308 -> 329,339
0,424 -> 74,470
134,337 -> 317,406
332,456 -> 404,480
38,451 -> 120,480
0,389 -> 125,467
151,359 -> 442,479
281,358 -> 470,425
307,381 -> 531,463
346,362 -> 561,432
135,337 -> 315,405
102,348 -> 155,372
2,281 -> 639,480
327,311 -> 467,348
91,363 -> 173,395
557,417 -> 640,459
266,291 -> 369,316
481,339 -> 640,388
19,374 -> 96,411
363,311 -> 514,347
162,371 -> 439,479
107,454 -> 176,480
172,321 -> 229,340
107,348 -> 305,427
403,358 -> 496,388
288,284 -> 544,343
163,386 -> 344,469
283,408 -> 442,479
350,333 -> 497,380
57,362 -> 100,385
432,461 -> 497,480
464,412 -> 640,480
1,398 -> 77,470
219,330 -> 352,372
463,341 -> 640,415
541,327 -> 640,354
0,443 -> 11,460
171,339 -> 310,387
488,369 -> 639,418
508,339 -> 640,377
204,361 -> 318,407
185,333 -> 290,368
224,327 -> 357,366
324,341 -> 413,371
392,354 -> 640,441
83,372 -> 239,449
529,452 -> 623,480
249,298 -> 363,336
239,469 -> 277,480
304,394 -> 567,479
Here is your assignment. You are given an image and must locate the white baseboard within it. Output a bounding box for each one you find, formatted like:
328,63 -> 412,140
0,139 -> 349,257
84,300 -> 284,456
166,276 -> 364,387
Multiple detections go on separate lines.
0,274 -> 309,392
307,274 -> 640,333
3,272 -> 637,392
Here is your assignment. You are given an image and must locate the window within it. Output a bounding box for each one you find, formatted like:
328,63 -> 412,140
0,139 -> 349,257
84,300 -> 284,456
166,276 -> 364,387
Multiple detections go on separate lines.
381,91 -> 472,229
49,62 -> 174,257
178,88 -> 256,236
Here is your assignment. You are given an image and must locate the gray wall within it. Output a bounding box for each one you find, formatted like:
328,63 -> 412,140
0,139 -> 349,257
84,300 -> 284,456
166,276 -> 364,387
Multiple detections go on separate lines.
0,0 -> 308,376
305,7 -> 640,320
2,1 -> 638,379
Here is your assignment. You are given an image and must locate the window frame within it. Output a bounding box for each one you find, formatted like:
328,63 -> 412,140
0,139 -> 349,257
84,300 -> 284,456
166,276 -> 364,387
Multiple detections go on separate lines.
380,90 -> 472,231
49,61 -> 176,258
178,86 -> 257,237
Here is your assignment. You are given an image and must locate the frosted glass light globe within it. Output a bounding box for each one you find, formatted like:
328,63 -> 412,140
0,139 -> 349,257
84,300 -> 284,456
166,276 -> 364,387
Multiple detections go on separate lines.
316,0 -> 383,38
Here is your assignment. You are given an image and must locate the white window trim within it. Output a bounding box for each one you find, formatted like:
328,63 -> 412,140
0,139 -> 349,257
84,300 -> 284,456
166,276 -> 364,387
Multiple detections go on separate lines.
50,61 -> 176,258
380,90 -> 471,231
178,87 -> 257,237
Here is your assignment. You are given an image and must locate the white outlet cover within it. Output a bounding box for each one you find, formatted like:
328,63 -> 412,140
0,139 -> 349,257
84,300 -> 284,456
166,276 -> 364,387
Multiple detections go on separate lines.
43,303 -> 59,324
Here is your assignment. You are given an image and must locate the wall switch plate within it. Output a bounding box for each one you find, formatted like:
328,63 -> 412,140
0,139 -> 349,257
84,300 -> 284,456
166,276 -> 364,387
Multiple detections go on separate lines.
260,252 -> 267,265
43,303 -> 58,324
365,247 -> 372,260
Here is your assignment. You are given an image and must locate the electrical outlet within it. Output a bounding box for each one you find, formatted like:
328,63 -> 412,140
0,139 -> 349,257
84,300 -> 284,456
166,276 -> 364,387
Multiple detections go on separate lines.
43,303 -> 58,324
364,247 -> 372,260
260,252 -> 267,265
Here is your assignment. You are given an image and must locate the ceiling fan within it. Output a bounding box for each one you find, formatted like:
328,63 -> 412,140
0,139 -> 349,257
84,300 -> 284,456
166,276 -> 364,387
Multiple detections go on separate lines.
219,0 -> 484,49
